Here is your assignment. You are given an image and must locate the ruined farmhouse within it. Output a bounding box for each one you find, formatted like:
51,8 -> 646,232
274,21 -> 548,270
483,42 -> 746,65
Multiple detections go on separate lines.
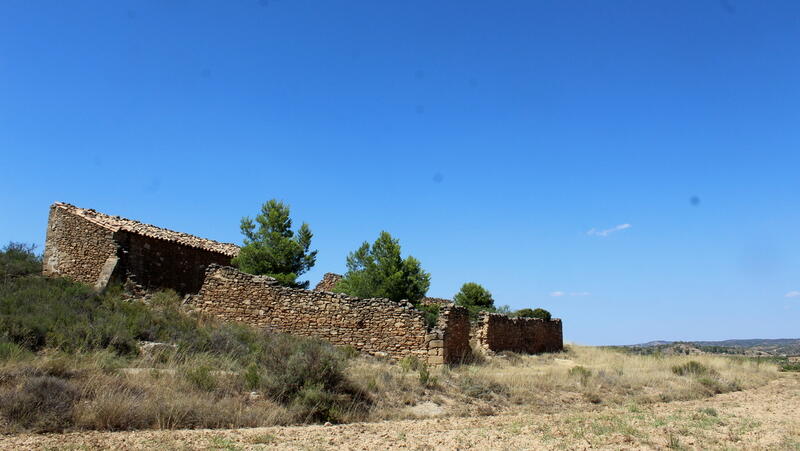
43,202 -> 562,364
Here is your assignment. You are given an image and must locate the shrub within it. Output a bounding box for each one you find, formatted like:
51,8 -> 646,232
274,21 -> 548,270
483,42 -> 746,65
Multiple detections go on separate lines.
672,361 -> 713,377
183,366 -> 217,392
779,361 -> 800,372
0,375 -> 80,432
0,242 -> 42,281
290,383 -> 346,423
399,355 -> 423,372
418,364 -> 437,388
453,282 -> 494,319
569,365 -> 592,385
0,340 -> 32,361
416,303 -> 440,329
515,308 -> 552,320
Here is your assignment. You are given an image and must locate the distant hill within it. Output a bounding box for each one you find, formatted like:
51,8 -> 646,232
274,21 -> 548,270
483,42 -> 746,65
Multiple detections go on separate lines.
621,338 -> 800,357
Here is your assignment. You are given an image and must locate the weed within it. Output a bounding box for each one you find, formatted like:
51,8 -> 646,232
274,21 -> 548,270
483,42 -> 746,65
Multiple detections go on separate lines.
0,375 -> 80,432
183,365 -> 217,392
671,361 -> 713,377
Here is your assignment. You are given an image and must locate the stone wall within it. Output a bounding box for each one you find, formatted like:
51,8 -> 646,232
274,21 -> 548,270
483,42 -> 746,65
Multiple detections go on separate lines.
313,273 -> 342,292
475,313 -> 563,354
190,265 -> 470,364
434,306 -> 471,364
115,232 -> 232,294
43,205 -> 118,288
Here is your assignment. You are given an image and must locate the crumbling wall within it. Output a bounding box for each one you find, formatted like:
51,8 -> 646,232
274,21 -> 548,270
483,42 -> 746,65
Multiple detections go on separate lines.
434,306 -> 471,364
43,205 -> 118,288
192,265 -> 438,359
313,273 -> 342,292
475,313 -> 563,354
192,265 -> 468,363
42,203 -> 236,294
115,232 -> 232,294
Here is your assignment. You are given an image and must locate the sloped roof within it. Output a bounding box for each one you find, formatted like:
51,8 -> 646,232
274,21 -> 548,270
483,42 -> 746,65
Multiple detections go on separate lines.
53,202 -> 240,257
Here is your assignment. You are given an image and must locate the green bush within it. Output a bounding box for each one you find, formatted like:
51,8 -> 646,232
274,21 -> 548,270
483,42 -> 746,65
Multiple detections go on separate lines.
515,307 -> 552,320
418,364 -> 437,388
399,355 -> 423,372
0,340 -> 32,361
779,361 -> 800,372
0,274 -> 368,427
453,282 -> 494,320
672,361 -> 714,377
569,365 -> 592,385
183,366 -> 217,392
0,242 -> 42,281
416,303 -> 440,329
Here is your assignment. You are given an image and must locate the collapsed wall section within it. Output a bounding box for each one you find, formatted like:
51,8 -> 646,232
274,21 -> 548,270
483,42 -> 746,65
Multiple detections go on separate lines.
191,265 -> 469,364
313,273 -> 342,292
475,313 -> 563,354
43,205 -> 118,288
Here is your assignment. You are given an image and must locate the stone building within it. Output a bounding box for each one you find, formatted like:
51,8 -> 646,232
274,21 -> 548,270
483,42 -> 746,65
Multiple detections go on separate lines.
43,202 -> 238,294
42,202 -> 563,363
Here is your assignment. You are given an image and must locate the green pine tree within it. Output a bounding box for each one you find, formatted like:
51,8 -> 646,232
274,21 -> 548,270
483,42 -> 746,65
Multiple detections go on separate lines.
334,231 -> 430,302
232,199 -> 317,288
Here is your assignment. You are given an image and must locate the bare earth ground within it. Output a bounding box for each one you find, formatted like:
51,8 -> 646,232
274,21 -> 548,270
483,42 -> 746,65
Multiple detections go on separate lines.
2,373 -> 798,450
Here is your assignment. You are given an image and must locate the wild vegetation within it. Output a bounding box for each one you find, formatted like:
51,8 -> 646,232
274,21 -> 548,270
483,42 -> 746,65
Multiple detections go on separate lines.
0,243 -> 785,437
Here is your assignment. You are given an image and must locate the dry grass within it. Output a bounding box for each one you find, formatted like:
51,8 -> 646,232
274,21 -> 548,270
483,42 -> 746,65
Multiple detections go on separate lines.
0,344 -> 780,433
343,344 -> 779,422
449,345 -> 777,409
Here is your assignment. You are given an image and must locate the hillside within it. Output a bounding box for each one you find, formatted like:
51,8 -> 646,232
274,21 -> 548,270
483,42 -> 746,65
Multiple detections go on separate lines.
623,338 -> 800,357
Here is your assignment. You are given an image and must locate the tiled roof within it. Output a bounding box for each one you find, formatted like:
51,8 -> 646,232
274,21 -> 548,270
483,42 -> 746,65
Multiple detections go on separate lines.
53,202 -> 240,257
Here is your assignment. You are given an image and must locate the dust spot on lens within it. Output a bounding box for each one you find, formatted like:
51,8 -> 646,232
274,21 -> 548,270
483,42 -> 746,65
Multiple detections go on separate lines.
432,172 -> 444,183
690,196 -> 700,206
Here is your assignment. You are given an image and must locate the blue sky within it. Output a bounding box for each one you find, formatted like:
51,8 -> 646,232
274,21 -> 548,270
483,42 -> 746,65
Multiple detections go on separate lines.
1,1 -> 798,345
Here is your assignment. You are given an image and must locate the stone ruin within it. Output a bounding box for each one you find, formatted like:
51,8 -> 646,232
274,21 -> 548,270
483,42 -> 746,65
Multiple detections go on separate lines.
42,202 -> 563,364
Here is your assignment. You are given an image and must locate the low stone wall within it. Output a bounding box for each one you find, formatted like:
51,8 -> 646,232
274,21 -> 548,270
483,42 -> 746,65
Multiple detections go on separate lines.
475,313 -> 563,354
43,205 -> 118,288
190,265 -> 470,364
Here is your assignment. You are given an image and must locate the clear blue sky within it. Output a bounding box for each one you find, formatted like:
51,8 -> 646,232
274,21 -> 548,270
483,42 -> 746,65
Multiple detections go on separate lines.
1,1 -> 798,345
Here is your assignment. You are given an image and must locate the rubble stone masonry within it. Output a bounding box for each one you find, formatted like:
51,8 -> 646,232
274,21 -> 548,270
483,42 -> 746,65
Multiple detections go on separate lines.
313,273 -> 342,292
475,313 -> 563,354
190,265 -> 470,364
43,203 -> 564,363
43,205 -> 119,288
43,203 -> 237,293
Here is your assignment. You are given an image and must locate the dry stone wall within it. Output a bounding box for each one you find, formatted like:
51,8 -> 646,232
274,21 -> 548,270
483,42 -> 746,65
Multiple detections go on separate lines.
433,306 -> 471,364
115,232 -> 232,294
475,313 -> 563,354
43,205 -> 118,288
43,203 -> 237,294
190,265 -> 470,364
313,273 -> 342,292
